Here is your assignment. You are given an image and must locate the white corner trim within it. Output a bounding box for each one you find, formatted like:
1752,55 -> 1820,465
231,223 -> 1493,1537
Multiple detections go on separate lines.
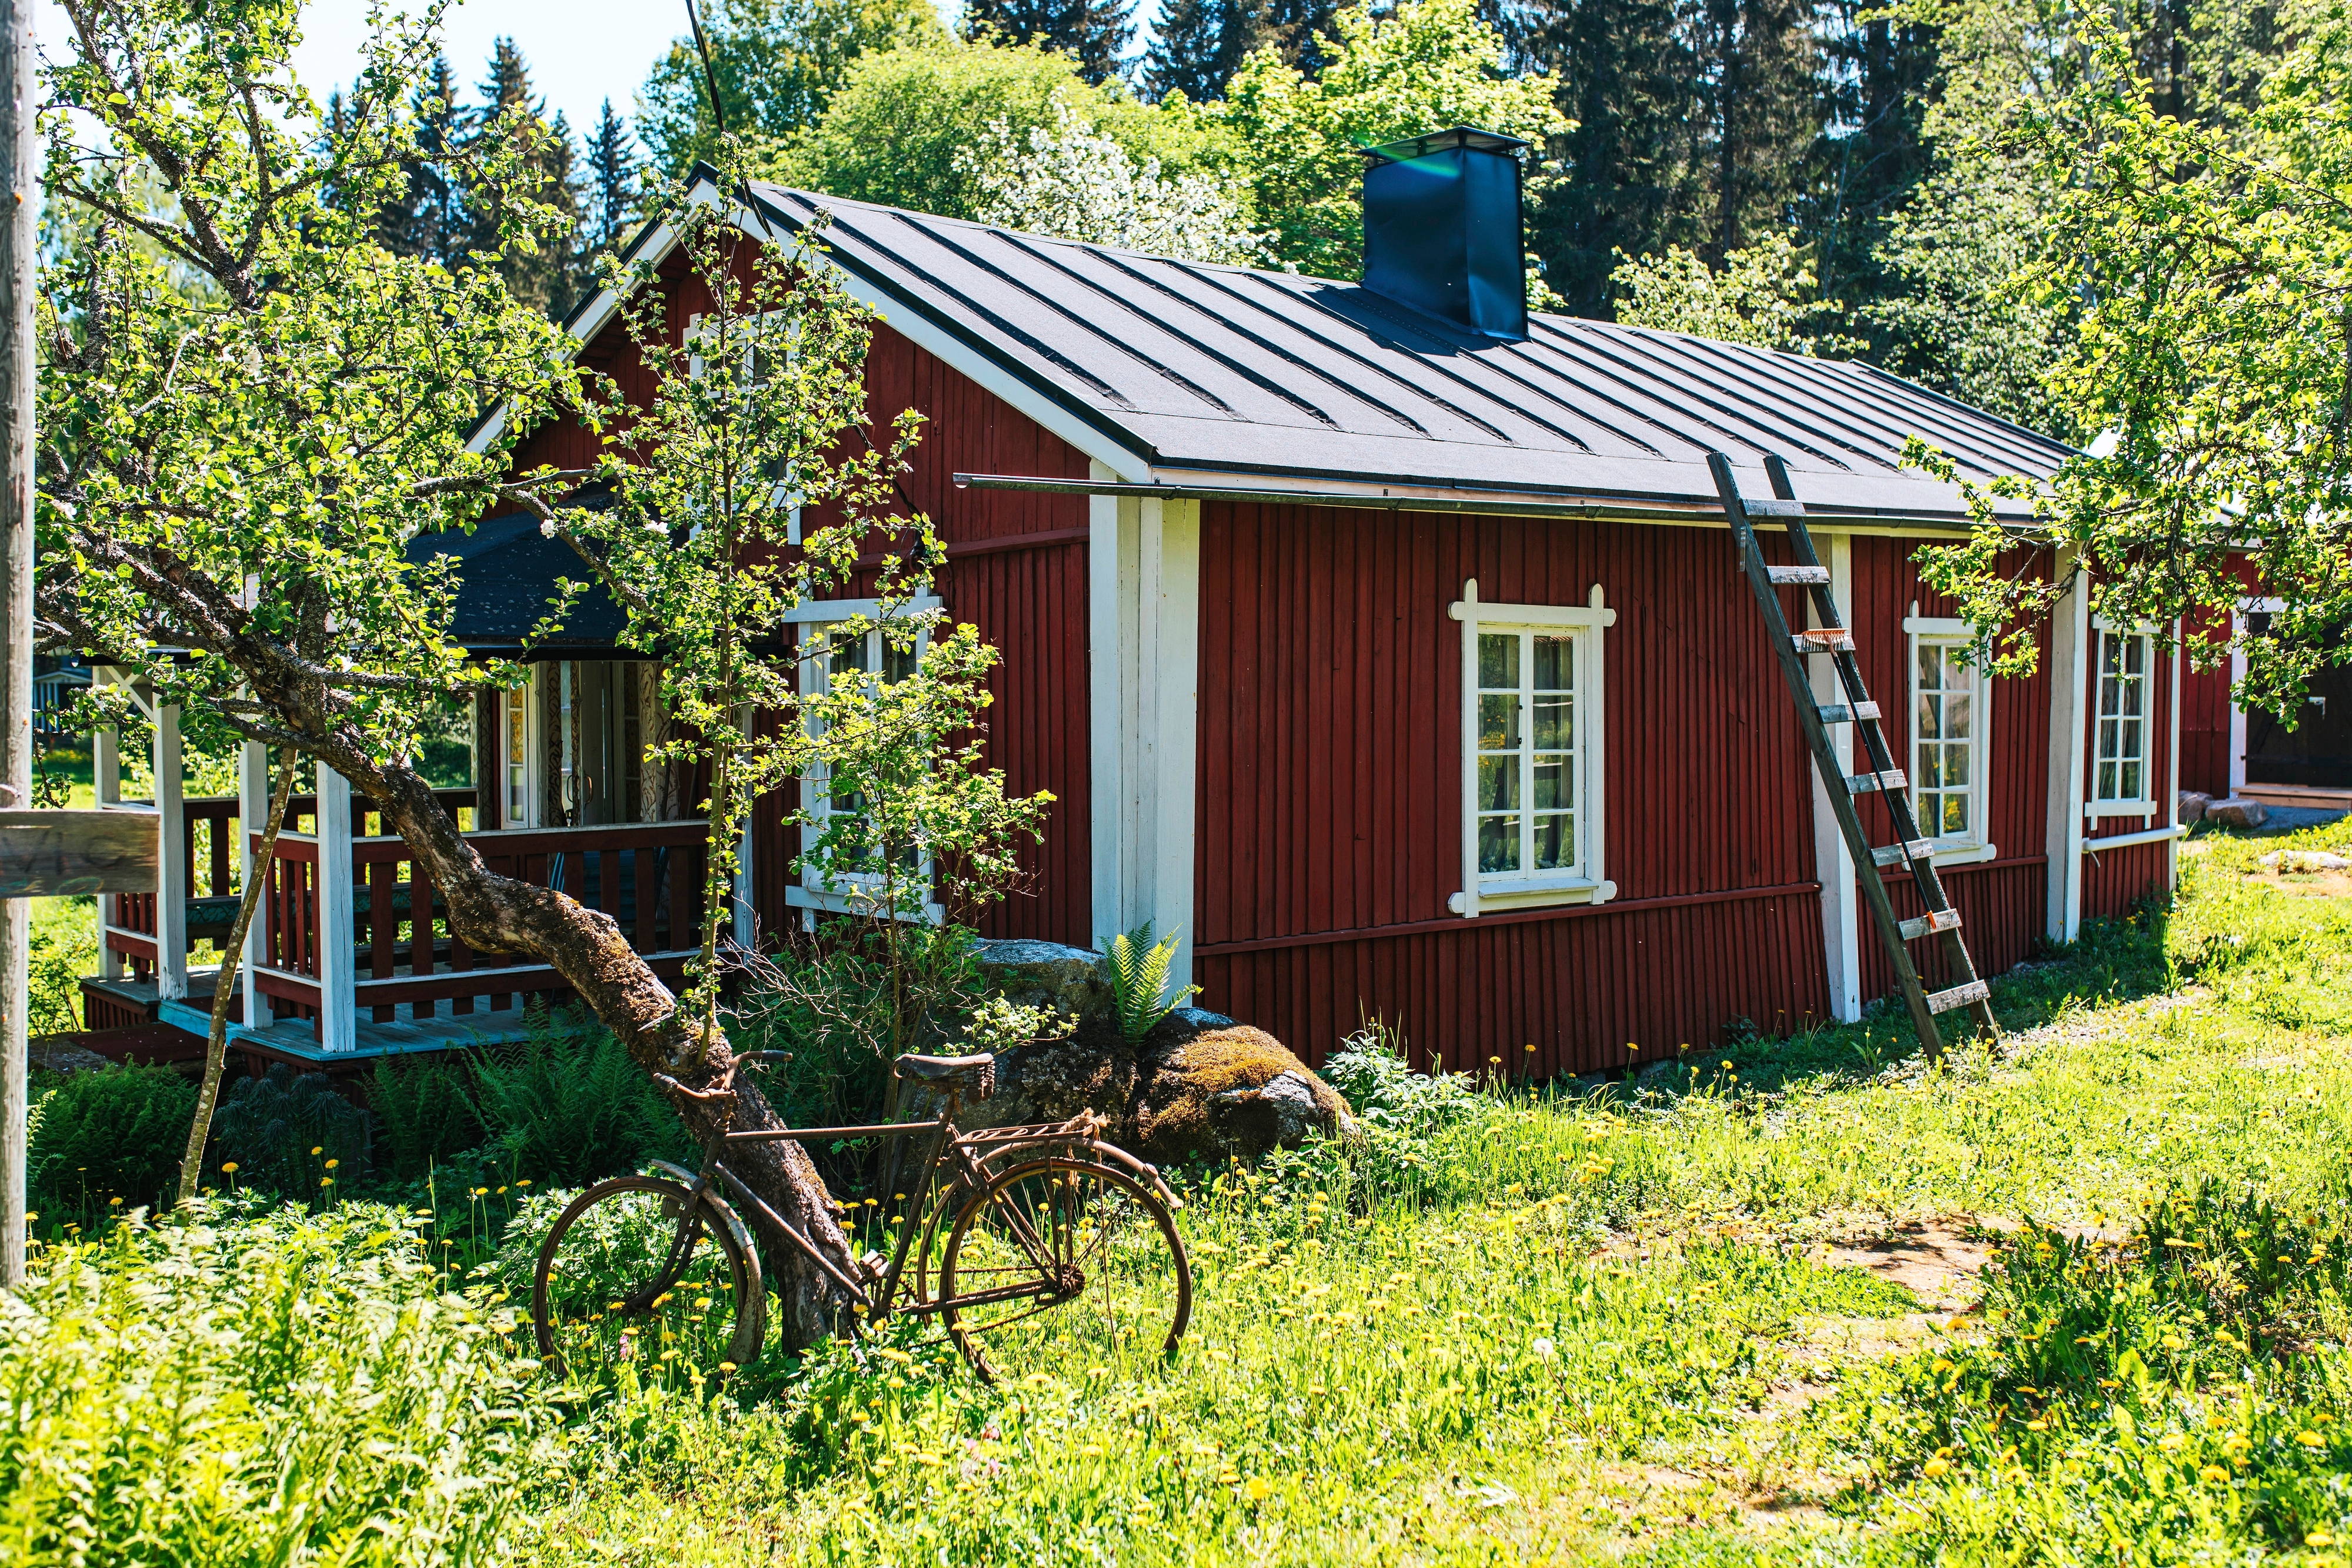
786,883 -> 944,924
1452,581 -> 1614,921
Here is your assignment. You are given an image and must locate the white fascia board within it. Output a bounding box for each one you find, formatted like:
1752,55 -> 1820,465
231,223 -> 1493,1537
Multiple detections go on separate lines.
730,195 -> 1153,483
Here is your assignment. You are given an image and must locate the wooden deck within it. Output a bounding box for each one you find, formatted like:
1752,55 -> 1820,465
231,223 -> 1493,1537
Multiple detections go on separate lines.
155,995 -> 544,1063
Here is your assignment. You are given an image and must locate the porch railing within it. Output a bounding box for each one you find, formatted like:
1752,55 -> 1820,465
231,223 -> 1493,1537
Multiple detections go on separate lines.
249,818 -> 711,1043
101,790 -> 478,985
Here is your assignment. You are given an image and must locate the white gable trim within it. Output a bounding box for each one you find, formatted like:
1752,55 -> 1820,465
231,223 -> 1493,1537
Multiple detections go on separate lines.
469,178 -> 1154,483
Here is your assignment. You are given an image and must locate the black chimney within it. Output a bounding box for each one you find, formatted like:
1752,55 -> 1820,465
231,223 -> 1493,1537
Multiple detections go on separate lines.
1359,126 -> 1530,343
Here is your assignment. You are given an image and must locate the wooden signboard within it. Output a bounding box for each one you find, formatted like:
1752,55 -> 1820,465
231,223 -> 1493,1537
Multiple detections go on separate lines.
0,810 -> 159,896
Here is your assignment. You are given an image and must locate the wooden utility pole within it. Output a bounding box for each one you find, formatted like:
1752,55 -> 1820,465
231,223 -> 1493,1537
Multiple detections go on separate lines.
1,0 -> 34,1290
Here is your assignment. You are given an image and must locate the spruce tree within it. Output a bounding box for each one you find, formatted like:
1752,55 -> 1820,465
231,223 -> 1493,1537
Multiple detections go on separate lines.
584,99 -> 642,253
466,39 -> 588,315
377,52 -> 471,268
1700,0 -> 1819,259
1145,0 -> 1247,100
962,0 -> 1135,85
1522,0 -> 1708,316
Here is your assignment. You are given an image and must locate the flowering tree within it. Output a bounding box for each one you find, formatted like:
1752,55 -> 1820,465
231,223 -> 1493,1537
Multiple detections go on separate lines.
958,99 -> 1265,263
34,0 -> 996,1343
1910,11 -> 2352,711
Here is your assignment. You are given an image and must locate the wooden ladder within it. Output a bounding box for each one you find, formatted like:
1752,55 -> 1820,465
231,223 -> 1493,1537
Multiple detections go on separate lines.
1709,452 -> 1999,1059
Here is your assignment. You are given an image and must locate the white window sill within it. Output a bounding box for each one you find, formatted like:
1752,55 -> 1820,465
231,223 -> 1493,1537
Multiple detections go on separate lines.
1923,840 -> 1998,867
1449,878 -> 1618,916
789,883 -> 943,924
2084,803 -> 2157,823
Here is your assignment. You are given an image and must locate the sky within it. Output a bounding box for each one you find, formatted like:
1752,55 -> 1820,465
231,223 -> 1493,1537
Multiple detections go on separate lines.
36,0 -> 1164,141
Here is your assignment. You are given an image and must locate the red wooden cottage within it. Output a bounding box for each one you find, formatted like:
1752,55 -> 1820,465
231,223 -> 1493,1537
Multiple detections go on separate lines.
86,129 -> 2218,1074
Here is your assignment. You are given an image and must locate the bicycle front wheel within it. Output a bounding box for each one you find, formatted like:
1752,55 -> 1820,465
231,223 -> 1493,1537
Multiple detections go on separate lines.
938,1158 -> 1190,1386
532,1175 -> 764,1390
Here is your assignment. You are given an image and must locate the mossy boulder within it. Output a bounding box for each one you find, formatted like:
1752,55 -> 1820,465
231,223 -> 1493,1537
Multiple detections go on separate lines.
1131,1026 -> 1357,1165
950,995 -> 1357,1165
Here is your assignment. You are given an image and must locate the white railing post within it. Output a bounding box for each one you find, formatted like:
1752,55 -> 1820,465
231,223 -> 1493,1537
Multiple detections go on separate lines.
314,760 -> 355,1052
153,700 -> 187,1001
94,673 -> 122,980
238,738 -> 273,1031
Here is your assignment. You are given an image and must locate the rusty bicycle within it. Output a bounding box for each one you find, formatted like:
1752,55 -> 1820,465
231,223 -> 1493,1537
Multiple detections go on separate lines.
530,1049 -> 1192,1386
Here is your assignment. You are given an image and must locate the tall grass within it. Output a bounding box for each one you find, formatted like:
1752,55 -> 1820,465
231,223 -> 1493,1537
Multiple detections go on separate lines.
0,1202 -> 556,1566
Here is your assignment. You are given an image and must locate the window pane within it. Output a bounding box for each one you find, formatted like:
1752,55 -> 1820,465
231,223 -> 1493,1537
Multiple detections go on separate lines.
1533,755 -> 1566,810
1945,694 -> 1970,739
2099,634 -> 2122,678
831,625 -> 869,677
883,636 -> 918,683
1479,755 -> 1518,812
2122,758 -> 2142,798
1533,812 -> 1573,870
1917,643 -> 1941,691
2125,636 -> 2144,676
1942,794 -> 1969,835
2097,759 -> 2116,800
1532,635 -> 1572,691
1478,814 -> 1521,874
1478,633 -> 1518,690
1479,694 -> 1520,751
1532,691 -> 1572,750
1917,693 -> 1940,741
2122,675 -> 2143,719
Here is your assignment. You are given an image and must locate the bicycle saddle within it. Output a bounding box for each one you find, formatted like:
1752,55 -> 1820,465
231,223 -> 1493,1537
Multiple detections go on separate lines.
893,1051 -> 995,1101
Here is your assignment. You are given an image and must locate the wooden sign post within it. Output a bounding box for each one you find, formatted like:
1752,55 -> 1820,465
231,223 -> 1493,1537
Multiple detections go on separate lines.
0,811 -> 161,897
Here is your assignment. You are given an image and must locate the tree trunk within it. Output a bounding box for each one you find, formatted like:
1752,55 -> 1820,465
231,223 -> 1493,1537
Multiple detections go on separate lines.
359,741 -> 860,1346
176,750 -> 297,1203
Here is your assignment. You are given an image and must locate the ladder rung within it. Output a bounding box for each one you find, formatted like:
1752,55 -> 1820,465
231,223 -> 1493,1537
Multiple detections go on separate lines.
1745,497 -> 1806,517
1871,840 -> 1935,867
1818,701 -> 1882,724
1900,909 -> 1963,941
1847,770 -> 1907,794
1793,630 -> 1855,654
1766,565 -> 1832,586
1926,979 -> 1990,1014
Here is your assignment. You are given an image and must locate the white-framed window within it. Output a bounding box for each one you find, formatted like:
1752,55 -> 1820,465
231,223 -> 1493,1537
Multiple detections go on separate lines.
1904,607 -> 1996,862
498,674 -> 538,830
1446,580 -> 1616,917
2089,615 -> 2157,820
788,599 -> 944,924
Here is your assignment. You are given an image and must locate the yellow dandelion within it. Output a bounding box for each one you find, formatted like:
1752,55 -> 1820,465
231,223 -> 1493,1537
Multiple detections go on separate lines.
2199,1465 -> 2230,1485
220,1162 -> 240,1174
1922,1457 -> 1950,1478
1244,1477 -> 1271,1502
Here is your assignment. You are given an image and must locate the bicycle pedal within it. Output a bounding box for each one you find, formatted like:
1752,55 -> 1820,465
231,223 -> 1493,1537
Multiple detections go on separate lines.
859,1249 -> 889,1281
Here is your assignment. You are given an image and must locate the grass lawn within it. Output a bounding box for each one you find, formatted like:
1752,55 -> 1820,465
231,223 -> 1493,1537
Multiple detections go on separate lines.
9,818 -> 2351,1566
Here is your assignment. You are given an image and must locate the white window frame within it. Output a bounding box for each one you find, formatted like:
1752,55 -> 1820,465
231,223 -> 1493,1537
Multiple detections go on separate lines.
498,674 -> 539,830
1446,580 -> 1617,918
789,599 -> 946,924
1903,608 -> 1997,865
2087,614 -> 2159,823
687,309 -> 804,544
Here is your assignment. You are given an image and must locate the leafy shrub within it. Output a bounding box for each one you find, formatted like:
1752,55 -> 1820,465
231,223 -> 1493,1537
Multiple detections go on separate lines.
28,1063 -> 196,1219
729,923 -> 983,1131
1101,920 -> 1198,1041
0,1202 -> 555,1564
368,1054 -> 485,1181
1320,1016 -> 1483,1138
469,1006 -> 685,1186
212,1064 -> 370,1196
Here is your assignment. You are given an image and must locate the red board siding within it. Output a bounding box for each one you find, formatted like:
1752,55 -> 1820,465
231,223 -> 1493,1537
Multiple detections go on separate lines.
1202,888 -> 1828,1076
1192,504 -> 1838,1069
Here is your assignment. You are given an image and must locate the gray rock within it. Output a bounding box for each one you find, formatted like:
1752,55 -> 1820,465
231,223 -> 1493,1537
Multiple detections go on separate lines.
1212,1070 -> 1327,1146
2206,797 -> 2270,830
2259,849 -> 2350,872
2177,791 -> 2211,824
971,937 -> 1112,1025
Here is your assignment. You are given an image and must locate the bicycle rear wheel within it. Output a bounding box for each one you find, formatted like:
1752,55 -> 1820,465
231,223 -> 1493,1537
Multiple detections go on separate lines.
532,1175 -> 763,1390
937,1158 -> 1190,1386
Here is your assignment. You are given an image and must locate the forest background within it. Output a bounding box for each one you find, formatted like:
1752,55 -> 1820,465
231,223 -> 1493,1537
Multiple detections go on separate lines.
355,0 -> 2288,450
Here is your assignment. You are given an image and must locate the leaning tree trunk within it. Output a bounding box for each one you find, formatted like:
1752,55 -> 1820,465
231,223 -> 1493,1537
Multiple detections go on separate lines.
363,748 -> 859,1345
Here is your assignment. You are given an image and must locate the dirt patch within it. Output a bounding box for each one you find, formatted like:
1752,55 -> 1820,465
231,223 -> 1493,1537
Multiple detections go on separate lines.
2245,868 -> 2352,898
1821,1217 -> 1994,1313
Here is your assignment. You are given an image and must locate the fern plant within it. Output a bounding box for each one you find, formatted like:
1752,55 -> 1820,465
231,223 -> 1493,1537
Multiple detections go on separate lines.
1100,921 -> 1202,1042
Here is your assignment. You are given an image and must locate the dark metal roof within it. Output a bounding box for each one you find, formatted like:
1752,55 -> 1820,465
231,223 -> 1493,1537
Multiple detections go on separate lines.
406,509 -> 633,656
744,180 -> 2069,524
